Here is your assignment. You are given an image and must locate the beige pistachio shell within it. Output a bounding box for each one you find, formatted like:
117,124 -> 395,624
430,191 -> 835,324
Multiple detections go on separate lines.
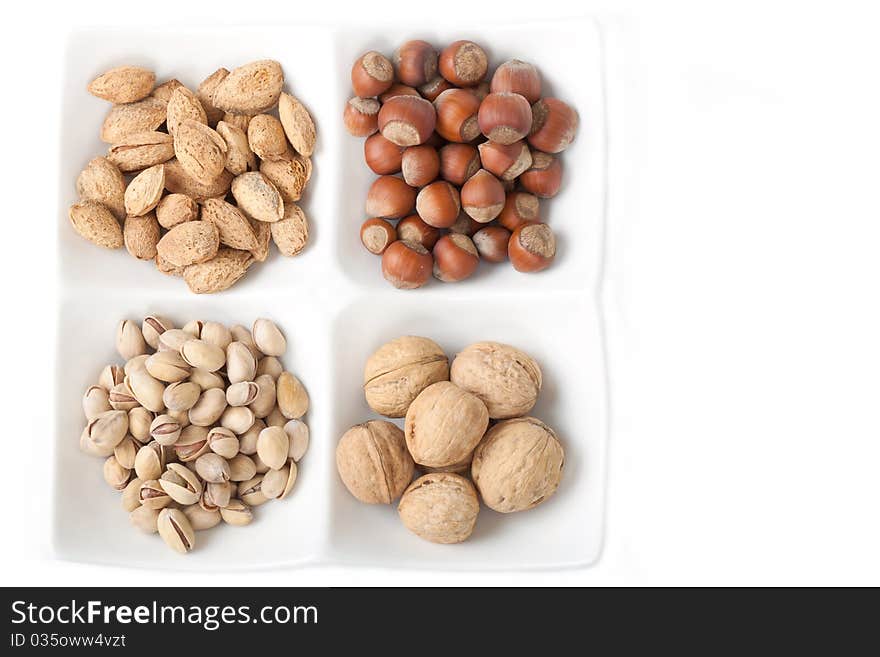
141,315 -> 173,349
128,406 -> 155,442
363,336 -> 449,418
156,220 -> 220,268
121,477 -> 144,512
252,318 -> 286,357
88,66 -> 155,104
256,426 -> 288,470
83,385 -> 111,421
227,454 -> 257,482
127,368 -> 166,413
181,339 -> 226,372
220,499 -> 253,526
284,419 -> 309,462
278,92 -> 316,157
130,505 -> 160,533
211,60 -> 284,114
249,375 -> 276,419
188,387 -> 227,426
100,97 -> 166,143
336,420 -> 414,504
398,473 -> 479,544
270,204 -> 309,257
238,475 -> 268,506
150,414 -> 182,446
76,157 -> 126,219
69,200 -> 123,249
276,371 -> 309,419
146,350 -> 191,383
116,320 -> 148,360
220,406 -> 255,435
157,508 -> 195,554
200,321 -> 232,349
183,504 -> 222,531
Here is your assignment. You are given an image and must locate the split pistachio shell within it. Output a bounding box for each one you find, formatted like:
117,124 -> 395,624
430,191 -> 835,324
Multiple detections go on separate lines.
249,374 -> 276,418
200,321 -> 232,349
226,381 -> 259,407
103,455 -> 131,490
183,504 -> 221,531
121,477 -> 143,512
128,407 -> 154,442
261,464 -> 289,499
256,426 -> 289,470
98,364 -> 125,391
114,435 -> 139,470
276,371 -> 309,419
256,356 -> 283,378
220,499 -> 253,526
124,354 -> 150,376
252,318 -> 286,357
205,481 -> 233,508
225,341 -> 256,384
150,414 -> 182,445
227,454 -> 257,482
195,453 -> 231,483
284,419 -> 309,462
80,426 -> 115,457
182,320 -> 204,337
158,508 -> 195,554
230,325 -> 262,359
174,425 -> 210,461
126,368 -> 166,413
158,328 -> 191,353
142,315 -> 173,349
134,441 -> 165,480
188,368 -> 225,390
207,426 -> 240,459
83,386 -> 112,420
87,410 -> 129,450
220,406 -> 254,435
109,381 -> 139,411
130,505 -> 160,533
188,388 -> 227,426
181,339 -> 226,372
238,418 -> 264,455
160,463 -> 203,505
279,460 -> 298,499
146,350 -> 191,382
138,479 -> 172,509
238,475 -> 268,506
163,381 -> 201,411
116,320 -> 148,360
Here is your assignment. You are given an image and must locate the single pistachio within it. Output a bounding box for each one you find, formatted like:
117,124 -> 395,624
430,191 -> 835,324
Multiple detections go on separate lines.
163,381 -> 201,412
121,477 -> 143,512
279,460 -> 298,499
276,371 -> 309,419
103,455 -> 131,490
174,425 -> 210,461
256,425 -> 289,470
188,368 -> 225,390
160,463 -> 203,505
249,374 -> 276,418
238,418 -> 265,455
226,381 -> 259,407
80,426 -> 115,457
207,426 -> 240,459
183,504 -> 221,531
198,490 -> 219,512
126,369 -> 166,413
158,328 -> 190,353
149,414 -> 181,445
157,508 -> 195,554
252,450 -> 271,474
83,385 -> 112,421
116,319 -> 148,360
142,315 -> 174,350
230,325 -> 263,360
225,341 -> 256,384
256,356 -> 284,379
114,435 -> 139,469
138,479 -> 172,509
227,454 -> 257,482
87,410 -> 129,450
283,419 -> 309,462
261,464 -> 289,499
252,318 -> 287,357
220,406 -> 255,435
195,453 -> 231,483
98,364 -> 125,391
124,354 -> 150,377
146,350 -> 191,383
130,505 -> 160,533
205,481 -> 233,508
265,406 -> 287,428
220,499 -> 253,526
109,381 -> 139,411
181,339 -> 226,372
188,388 -> 227,426
134,441 -> 165,480
238,475 -> 268,506
128,407 -> 154,443
200,321 -> 232,349
182,320 -> 204,338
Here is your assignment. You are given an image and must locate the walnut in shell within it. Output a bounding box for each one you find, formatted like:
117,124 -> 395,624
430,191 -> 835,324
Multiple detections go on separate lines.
404,381 -> 488,467
471,417 -> 564,513
449,341 -> 542,419
336,420 -> 414,504
397,473 -> 479,544
363,336 -> 449,418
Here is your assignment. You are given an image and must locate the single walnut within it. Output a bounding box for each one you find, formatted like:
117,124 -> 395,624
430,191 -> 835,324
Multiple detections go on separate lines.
398,473 -> 479,544
336,420 -> 414,504
404,381 -> 488,467
363,336 -> 449,418
450,341 -> 542,419
471,417 -> 564,513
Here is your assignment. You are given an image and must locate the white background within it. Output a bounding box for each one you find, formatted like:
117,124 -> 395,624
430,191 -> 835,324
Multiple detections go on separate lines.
2,0 -> 879,586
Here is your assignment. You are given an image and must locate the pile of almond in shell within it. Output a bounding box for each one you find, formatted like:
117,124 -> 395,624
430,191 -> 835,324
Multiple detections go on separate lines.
70,60 -> 316,294
344,40 -> 579,289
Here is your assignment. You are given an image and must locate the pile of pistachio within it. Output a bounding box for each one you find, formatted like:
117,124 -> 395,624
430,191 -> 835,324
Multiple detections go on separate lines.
80,315 -> 309,554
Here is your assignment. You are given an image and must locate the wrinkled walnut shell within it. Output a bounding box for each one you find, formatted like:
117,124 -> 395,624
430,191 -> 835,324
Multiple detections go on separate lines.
398,472 -> 479,544
363,336 -> 449,418
336,420 -> 414,504
450,342 -> 542,419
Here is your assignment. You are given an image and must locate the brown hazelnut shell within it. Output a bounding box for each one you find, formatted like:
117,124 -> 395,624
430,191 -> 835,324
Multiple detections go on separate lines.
432,233 -> 479,283
343,97 -> 380,137
460,169 -> 505,223
401,145 -> 440,187
528,98 -> 579,153
378,95 -> 437,147
490,59 -> 542,103
381,239 -> 433,290
364,133 -> 404,175
477,92 -> 533,144
472,226 -> 511,263
508,221 -> 556,273
439,40 -> 489,87
351,51 -> 394,98
416,181 -> 461,228
438,143 -> 481,186
397,214 -> 441,250
365,175 -> 416,219
519,151 -> 562,198
360,217 -> 397,255
477,140 -> 533,181
434,88 -> 481,143
497,191 -> 540,231
393,40 -> 438,87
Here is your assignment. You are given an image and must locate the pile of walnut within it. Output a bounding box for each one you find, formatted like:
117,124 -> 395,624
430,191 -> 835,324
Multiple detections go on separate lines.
336,336 -> 564,544
70,61 -> 316,294
344,40 -> 578,289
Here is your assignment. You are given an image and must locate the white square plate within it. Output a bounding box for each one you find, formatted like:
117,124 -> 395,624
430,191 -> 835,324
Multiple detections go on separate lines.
54,19 -> 608,571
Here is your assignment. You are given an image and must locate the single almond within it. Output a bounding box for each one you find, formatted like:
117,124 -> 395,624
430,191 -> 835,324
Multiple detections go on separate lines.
100,97 -> 166,143
270,204 -> 309,257
166,87 -> 207,136
156,193 -> 199,229
151,79 -> 184,105
107,131 -> 174,172
88,66 -> 156,104
164,158 -> 233,201
211,60 -> 284,114
183,248 -> 254,294
124,212 -> 160,260
124,164 -> 165,216
201,198 -> 259,251
69,200 -> 123,249
278,92 -> 316,157
247,114 -> 288,161
196,68 -> 229,126
248,216 -> 271,262
259,150 -> 310,203
156,220 -> 220,268
217,120 -> 255,175
76,157 -> 126,219
231,172 -> 284,223
174,120 -> 228,183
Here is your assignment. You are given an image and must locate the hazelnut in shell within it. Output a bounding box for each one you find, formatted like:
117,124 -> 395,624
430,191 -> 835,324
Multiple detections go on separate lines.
393,40 -> 439,87
448,212 -> 481,237
418,76 -> 453,101
471,80 -> 490,102
336,420 -> 414,504
381,240 -> 433,290
471,417 -> 564,513
378,95 -> 437,147
433,233 -> 479,283
397,214 -> 441,250
363,335 -> 449,418
351,51 -> 394,98
477,139 -> 533,181
519,151 -> 562,198
343,97 -> 380,137
509,221 -> 556,272
360,218 -> 397,255
433,88 -> 481,143
528,98 -> 579,153
401,145 -> 440,187
460,169 -> 505,223
380,83 -> 421,103
365,175 -> 416,219
439,40 -> 489,87
498,191 -> 540,231
415,180 -> 461,228
398,473 -> 480,544
438,143 -> 481,186
364,133 -> 404,175
477,92 -> 533,145
473,225 -> 511,263
450,341 -> 542,419
490,59 -> 542,103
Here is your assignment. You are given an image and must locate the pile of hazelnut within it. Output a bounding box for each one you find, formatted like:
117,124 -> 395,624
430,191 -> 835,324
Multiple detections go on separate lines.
344,40 -> 579,289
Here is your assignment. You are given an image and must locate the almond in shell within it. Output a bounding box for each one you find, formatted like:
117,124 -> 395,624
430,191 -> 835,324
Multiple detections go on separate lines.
197,68 -> 229,127
211,60 -> 284,115
124,164 -> 165,217
76,157 -> 126,219
69,200 -> 123,249
270,204 -> 309,257
156,254 -> 185,277
259,150 -> 310,203
247,114 -> 287,161
166,87 -> 207,136
156,220 -> 220,268
124,212 -> 160,260
222,113 -> 251,133
164,159 -> 233,201
248,217 -> 271,262
231,172 -> 284,223
217,121 -> 255,176
156,193 -> 199,229
88,66 -> 156,104
151,79 -> 184,105
183,248 -> 254,294
201,198 -> 259,251
107,131 -> 174,172
174,120 -> 228,183
278,92 -> 316,157
100,97 -> 166,144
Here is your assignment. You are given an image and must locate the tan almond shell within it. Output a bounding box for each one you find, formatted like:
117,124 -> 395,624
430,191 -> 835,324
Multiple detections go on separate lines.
183,247 -> 253,294
164,158 -> 233,201
247,114 -> 288,161
107,131 -> 174,173
173,120 -> 228,183
156,220 -> 220,267
166,87 -> 207,136
196,68 -> 230,127
76,157 -> 126,219
201,198 -> 259,251
151,79 -> 184,105
231,172 -> 284,223
217,120 -> 256,176
69,200 -> 124,249
404,381 -> 489,468
123,164 -> 165,217
124,212 -> 160,260
397,473 -> 479,544
211,60 -> 284,114
88,66 -> 156,104
156,193 -> 199,229
100,97 -> 166,144
470,417 -> 564,513
278,92 -> 316,157
449,341 -> 542,419
363,336 -> 449,418
335,420 -> 414,504
248,216 -> 271,262
156,253 -> 185,277
259,150 -> 310,202
270,204 -> 308,257
222,112 -> 252,133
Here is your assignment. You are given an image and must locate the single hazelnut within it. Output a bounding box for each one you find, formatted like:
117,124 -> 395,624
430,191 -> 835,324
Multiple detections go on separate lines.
415,180 -> 461,228
477,139 -> 533,181
393,40 -> 439,87
405,381 -> 488,466
508,221 -> 556,273
351,51 -> 394,98
460,169 -> 505,222
519,151 -> 562,198
343,97 -> 380,137
398,473 -> 479,544
379,83 -> 421,103
364,133 -> 404,175
448,212 -> 481,236
336,420 -> 414,504
401,145 -> 440,187
497,191 -> 540,231
438,143 -> 481,186
397,214 -> 441,249
471,80 -> 490,102
363,335 -> 449,417
439,40 -> 489,87
490,59 -> 542,103
432,233 -> 479,283
365,175 -> 416,219
472,225 -> 511,263
360,217 -> 397,255
471,417 -> 564,513
381,239 -> 433,290
433,88 -> 481,143
418,76 -> 453,101
378,95 -> 437,147
450,341 -> 542,419
529,98 -> 579,153
478,92 -> 533,144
